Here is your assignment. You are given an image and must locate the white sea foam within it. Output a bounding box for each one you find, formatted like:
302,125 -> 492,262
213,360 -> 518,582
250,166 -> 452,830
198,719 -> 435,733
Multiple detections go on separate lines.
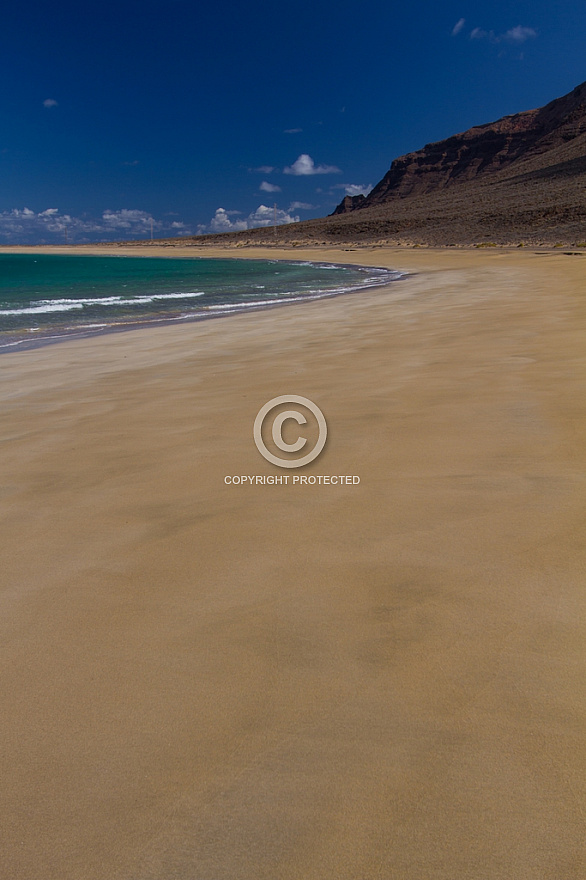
1,303 -> 85,315
1,290 -> 206,316
203,296 -> 310,311
202,286 -> 359,312
33,291 -> 206,306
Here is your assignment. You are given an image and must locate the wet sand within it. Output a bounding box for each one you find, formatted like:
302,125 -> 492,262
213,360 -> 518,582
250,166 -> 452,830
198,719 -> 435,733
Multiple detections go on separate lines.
1,246 -> 585,879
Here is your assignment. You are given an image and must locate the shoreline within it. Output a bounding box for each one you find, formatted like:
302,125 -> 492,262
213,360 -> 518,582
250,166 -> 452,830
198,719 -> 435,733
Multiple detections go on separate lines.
0,250 -> 403,354
2,242 -> 583,358
1,245 -> 584,879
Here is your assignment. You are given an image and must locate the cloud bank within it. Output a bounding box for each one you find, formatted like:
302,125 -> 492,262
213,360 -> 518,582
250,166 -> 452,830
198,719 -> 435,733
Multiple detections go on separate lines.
0,208 -> 194,243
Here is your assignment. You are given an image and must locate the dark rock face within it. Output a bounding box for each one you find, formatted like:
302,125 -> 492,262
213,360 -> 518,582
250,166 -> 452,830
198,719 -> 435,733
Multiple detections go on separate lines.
333,81 -> 586,214
331,194 -> 366,215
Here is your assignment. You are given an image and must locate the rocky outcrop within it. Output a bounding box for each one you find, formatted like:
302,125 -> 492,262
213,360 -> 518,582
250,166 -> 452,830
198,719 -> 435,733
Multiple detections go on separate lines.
333,81 -> 586,213
331,194 -> 366,215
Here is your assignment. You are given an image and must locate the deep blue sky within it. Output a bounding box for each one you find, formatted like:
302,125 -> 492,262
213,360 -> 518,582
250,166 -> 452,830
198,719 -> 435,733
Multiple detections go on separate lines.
1,0 -> 584,242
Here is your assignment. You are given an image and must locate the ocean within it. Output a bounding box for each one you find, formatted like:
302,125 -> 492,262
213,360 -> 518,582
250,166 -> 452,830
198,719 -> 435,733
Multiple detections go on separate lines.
0,254 -> 402,351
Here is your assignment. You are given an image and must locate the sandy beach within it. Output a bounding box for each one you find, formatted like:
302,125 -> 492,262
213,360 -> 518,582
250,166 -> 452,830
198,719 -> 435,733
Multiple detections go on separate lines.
1,245 -> 584,879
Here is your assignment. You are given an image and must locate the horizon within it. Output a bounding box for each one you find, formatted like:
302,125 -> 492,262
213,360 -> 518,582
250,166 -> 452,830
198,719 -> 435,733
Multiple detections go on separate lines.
2,0 -> 585,244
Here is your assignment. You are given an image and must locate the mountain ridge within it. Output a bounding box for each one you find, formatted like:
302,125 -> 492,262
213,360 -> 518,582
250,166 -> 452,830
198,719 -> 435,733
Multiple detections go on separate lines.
332,81 -> 586,214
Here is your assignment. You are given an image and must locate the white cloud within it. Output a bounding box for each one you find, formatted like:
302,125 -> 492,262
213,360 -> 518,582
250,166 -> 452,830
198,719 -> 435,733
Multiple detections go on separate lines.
288,201 -> 316,211
259,181 -> 282,193
284,154 -> 341,176
208,208 -> 248,233
504,25 -> 537,43
101,209 -> 153,230
471,24 -> 537,44
0,208 -> 73,238
253,165 -> 276,174
247,205 -> 299,227
452,18 -> 466,36
333,183 -> 373,197
0,207 -> 193,242
284,128 -> 302,134
43,98 -> 58,108
198,204 -> 299,234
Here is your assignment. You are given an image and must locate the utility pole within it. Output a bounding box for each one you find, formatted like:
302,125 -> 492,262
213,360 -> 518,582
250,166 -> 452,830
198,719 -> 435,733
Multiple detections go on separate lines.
65,226 -> 68,245
273,203 -> 277,237
150,218 -> 154,241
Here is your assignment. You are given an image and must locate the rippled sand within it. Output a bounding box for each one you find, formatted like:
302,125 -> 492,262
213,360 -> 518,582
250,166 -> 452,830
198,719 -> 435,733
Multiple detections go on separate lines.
1,246 -> 584,879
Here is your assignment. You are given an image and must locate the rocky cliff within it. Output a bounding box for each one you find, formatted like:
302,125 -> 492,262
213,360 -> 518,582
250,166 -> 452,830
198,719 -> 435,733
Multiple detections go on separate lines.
333,81 -> 586,213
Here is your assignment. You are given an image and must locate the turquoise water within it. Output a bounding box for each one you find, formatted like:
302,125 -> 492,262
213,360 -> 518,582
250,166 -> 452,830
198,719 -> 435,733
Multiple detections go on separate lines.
0,254 -> 401,351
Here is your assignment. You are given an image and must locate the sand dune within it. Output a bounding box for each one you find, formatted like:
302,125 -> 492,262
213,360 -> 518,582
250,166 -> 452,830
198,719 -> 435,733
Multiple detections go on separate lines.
0,246 -> 584,879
